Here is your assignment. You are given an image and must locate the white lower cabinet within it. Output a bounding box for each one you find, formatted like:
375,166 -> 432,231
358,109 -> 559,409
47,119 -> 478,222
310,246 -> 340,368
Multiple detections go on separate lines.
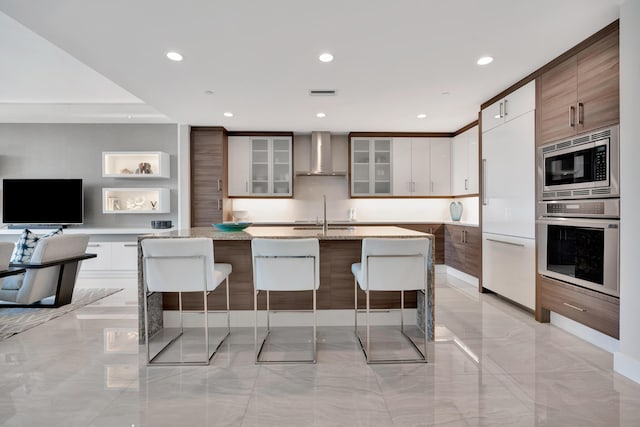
82,241 -> 138,272
482,233 -> 535,310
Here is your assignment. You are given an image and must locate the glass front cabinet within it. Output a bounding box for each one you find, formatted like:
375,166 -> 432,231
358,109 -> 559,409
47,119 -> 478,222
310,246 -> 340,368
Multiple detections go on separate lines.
228,135 -> 292,197
350,138 -> 392,196
250,136 -> 292,196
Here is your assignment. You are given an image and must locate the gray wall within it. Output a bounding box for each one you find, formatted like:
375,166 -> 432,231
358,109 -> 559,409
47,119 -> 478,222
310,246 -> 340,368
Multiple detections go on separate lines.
0,123 -> 178,228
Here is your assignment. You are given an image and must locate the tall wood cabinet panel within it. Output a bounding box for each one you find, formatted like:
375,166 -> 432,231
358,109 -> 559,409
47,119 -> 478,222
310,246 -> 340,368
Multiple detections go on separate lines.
190,127 -> 226,226
537,26 -> 619,144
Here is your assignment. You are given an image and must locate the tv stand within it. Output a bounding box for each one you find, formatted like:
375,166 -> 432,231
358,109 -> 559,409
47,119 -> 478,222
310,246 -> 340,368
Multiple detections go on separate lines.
7,224 -> 67,230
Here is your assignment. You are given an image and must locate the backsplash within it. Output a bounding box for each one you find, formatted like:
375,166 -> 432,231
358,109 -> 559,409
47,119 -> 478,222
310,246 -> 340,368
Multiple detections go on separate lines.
231,176 -> 479,224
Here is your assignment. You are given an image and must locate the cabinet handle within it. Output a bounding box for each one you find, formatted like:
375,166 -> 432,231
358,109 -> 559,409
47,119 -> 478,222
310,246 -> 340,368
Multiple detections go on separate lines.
245,181 -> 249,193
464,178 -> 468,191
482,159 -> 488,206
578,102 -> 584,126
563,302 -> 586,312
569,105 -> 576,127
503,99 -> 508,117
486,238 -> 524,248
217,199 -> 222,211
499,102 -> 504,118
431,181 -> 434,193
88,244 -> 101,248
428,227 -> 433,234
123,244 -> 138,248
217,179 -> 222,192
460,230 -> 465,243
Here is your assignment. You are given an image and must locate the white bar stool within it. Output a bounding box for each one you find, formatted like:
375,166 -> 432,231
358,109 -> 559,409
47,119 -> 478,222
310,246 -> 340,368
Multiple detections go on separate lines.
251,238 -> 320,364
352,237 -> 430,364
142,238 -> 231,366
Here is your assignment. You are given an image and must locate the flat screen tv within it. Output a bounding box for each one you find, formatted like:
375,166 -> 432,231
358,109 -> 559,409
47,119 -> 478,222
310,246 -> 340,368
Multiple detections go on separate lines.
2,179 -> 84,225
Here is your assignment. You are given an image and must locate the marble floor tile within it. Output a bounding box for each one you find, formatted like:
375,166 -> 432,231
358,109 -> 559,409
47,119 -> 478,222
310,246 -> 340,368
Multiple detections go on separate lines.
1,278 -> 640,426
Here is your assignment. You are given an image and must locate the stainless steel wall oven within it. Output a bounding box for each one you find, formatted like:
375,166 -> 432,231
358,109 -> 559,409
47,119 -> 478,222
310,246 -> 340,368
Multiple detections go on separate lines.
537,199 -> 619,297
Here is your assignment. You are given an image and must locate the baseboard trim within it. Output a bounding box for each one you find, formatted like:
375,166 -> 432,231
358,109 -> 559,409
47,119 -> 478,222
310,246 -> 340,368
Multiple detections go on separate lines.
445,266 -> 478,286
614,352 -> 640,385
550,312 -> 620,353
164,308 -> 417,328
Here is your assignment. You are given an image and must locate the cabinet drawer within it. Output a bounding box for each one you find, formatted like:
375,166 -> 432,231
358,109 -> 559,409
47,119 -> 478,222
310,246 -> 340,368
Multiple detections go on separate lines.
538,275 -> 619,338
111,242 -> 139,270
82,243 -> 112,271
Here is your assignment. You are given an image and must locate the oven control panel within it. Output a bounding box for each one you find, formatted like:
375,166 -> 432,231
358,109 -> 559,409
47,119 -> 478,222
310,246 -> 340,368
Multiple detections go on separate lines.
538,198 -> 619,218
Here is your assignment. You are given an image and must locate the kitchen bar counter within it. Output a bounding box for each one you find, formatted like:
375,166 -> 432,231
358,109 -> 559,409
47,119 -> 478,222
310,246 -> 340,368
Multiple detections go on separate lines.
155,225 -> 429,240
138,225 -> 435,353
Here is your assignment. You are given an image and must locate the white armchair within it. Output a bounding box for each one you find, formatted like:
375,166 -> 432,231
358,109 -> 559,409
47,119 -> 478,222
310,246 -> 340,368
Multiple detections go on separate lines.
0,234 -> 94,307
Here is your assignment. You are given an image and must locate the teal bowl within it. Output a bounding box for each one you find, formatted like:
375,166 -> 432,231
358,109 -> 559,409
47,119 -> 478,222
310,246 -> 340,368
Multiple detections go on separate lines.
213,222 -> 252,232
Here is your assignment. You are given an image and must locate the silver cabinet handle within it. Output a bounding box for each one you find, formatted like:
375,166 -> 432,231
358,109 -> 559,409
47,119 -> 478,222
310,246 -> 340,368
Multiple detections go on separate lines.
217,199 -> 222,211
245,181 -> 249,193
503,99 -> 508,116
464,178 -> 468,191
563,302 -> 586,312
123,244 -> 138,248
431,181 -> 434,193
460,230 -> 465,243
578,102 -> 584,126
88,244 -> 101,248
570,105 -> 576,127
486,238 -> 524,247
482,159 -> 487,205
217,179 -> 222,192
499,102 -> 504,118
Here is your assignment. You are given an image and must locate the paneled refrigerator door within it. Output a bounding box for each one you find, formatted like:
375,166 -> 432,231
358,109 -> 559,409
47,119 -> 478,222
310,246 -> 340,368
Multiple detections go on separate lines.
482,110 -> 535,238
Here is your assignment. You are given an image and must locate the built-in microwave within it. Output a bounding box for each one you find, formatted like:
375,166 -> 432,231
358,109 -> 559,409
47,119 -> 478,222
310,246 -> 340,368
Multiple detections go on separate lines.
538,125 -> 619,200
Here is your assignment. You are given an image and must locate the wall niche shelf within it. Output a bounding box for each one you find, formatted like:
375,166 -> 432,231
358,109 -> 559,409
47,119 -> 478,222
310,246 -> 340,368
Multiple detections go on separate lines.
102,188 -> 170,214
102,151 -> 170,178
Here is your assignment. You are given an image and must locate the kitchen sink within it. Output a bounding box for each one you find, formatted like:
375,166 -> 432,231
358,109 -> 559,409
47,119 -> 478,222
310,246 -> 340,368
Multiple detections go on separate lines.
292,225 -> 354,230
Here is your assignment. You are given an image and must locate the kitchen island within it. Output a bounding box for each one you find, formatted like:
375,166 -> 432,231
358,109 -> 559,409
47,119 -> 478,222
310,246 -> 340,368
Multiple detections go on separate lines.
138,225 -> 435,350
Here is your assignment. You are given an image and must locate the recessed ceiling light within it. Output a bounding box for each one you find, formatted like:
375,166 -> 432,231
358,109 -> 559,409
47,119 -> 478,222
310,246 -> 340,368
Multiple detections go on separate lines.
316,112 -> 326,118
166,51 -> 183,61
417,114 -> 427,119
223,112 -> 233,117
204,90 -> 214,95
477,56 -> 493,65
441,91 -> 450,96
318,53 -> 334,63
127,115 -> 132,119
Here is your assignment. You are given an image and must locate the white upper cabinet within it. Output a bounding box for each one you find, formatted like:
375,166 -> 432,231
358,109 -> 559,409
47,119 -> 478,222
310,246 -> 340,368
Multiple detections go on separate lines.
429,138 -> 452,196
228,135 -> 292,197
481,81 -> 536,133
392,137 -> 450,196
391,138 -> 414,196
228,136 -> 252,196
451,126 -> 479,196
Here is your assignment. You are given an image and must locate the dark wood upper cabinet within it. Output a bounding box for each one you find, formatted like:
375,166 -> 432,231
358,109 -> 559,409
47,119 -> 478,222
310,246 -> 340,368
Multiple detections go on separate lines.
190,127 -> 227,226
537,27 -> 619,145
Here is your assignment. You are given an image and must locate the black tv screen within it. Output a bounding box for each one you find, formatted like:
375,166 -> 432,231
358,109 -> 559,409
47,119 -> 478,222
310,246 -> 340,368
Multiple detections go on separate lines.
2,179 -> 84,225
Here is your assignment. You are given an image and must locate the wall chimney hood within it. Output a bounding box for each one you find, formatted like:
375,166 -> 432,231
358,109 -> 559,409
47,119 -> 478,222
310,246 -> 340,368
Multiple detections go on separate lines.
295,131 -> 346,176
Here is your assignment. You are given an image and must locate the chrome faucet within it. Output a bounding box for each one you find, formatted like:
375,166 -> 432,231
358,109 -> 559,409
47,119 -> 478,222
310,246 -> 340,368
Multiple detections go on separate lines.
322,195 -> 328,235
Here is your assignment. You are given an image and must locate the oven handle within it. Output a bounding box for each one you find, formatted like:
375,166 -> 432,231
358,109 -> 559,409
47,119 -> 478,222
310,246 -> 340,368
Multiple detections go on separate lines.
536,217 -> 619,228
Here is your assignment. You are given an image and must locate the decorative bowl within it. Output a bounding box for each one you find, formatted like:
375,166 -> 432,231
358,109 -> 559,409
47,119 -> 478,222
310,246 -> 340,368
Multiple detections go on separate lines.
213,222 -> 252,232
232,210 -> 249,221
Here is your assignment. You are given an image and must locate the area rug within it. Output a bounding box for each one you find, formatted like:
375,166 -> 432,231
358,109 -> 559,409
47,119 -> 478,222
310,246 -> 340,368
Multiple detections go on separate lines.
0,288 -> 123,342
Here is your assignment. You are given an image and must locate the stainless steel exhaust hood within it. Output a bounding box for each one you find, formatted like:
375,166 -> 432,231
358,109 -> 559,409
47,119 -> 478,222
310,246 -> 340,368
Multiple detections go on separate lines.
295,131 -> 346,176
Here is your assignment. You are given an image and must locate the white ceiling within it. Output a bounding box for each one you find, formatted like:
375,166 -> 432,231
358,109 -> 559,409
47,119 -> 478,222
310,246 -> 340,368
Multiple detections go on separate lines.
0,0 -> 621,132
